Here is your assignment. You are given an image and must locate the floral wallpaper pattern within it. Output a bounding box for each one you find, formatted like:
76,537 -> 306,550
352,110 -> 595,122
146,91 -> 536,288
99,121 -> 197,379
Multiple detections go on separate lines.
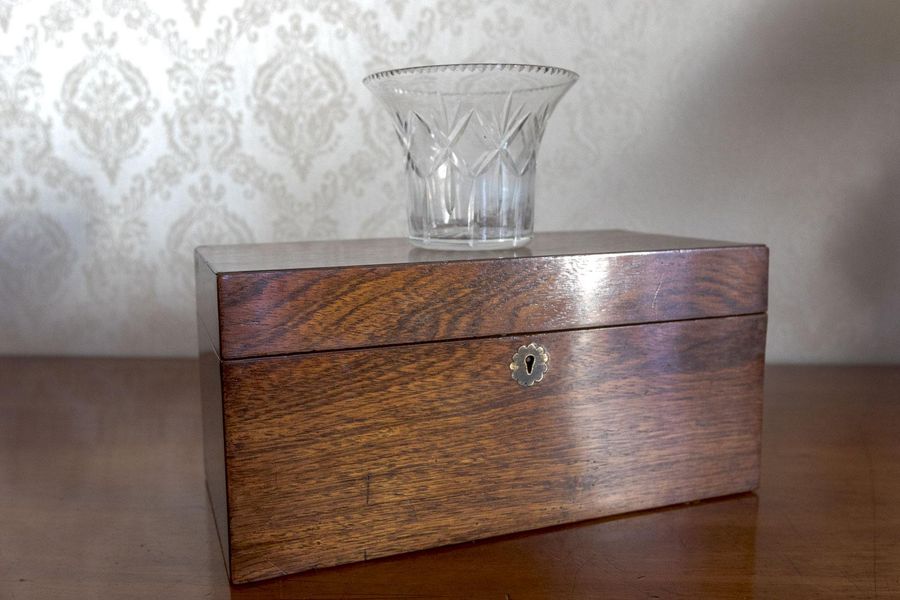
1,0 -> 899,361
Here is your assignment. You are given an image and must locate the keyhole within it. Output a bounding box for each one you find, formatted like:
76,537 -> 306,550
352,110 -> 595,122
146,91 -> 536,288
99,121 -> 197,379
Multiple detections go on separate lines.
524,354 -> 535,375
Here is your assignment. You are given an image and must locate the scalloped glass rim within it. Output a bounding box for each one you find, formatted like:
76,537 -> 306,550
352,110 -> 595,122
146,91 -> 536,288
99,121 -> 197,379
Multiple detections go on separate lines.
362,62 -> 580,96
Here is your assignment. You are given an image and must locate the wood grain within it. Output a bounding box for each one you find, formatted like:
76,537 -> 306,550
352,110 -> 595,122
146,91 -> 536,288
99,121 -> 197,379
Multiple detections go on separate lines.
3,360 -> 900,599
197,233 -> 768,359
218,314 -> 766,582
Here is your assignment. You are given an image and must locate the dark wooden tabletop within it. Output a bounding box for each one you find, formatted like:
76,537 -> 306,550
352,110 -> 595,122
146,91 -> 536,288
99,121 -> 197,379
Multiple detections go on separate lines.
1,359 -> 898,599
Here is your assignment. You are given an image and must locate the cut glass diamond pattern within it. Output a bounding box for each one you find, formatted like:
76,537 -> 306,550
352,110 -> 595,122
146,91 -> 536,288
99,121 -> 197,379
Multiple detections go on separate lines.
365,63 -> 578,249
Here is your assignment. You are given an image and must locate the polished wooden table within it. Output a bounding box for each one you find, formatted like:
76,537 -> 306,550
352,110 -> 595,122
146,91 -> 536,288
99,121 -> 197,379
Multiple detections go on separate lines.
1,359 -> 898,599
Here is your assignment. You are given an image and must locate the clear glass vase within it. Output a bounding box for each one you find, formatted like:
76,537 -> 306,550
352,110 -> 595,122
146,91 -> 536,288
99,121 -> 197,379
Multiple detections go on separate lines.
364,63 -> 578,250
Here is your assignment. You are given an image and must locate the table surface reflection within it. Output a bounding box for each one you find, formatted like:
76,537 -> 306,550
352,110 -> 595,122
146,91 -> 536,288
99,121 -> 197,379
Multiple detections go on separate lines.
1,359 -> 898,599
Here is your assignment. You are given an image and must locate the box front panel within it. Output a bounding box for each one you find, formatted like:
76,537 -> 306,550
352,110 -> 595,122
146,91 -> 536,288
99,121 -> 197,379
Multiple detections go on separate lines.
222,314 -> 766,583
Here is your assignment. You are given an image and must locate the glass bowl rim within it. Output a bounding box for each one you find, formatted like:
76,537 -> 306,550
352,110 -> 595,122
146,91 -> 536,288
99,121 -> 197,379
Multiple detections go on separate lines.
362,62 -> 579,95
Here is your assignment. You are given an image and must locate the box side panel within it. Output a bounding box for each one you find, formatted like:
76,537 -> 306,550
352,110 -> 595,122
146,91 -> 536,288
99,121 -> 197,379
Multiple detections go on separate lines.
218,245 -> 768,359
195,249 -> 221,357
222,314 -> 766,583
198,324 -> 230,578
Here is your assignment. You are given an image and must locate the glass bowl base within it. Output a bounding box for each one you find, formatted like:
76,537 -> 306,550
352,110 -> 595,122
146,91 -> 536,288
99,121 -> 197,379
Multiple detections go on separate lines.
409,234 -> 532,251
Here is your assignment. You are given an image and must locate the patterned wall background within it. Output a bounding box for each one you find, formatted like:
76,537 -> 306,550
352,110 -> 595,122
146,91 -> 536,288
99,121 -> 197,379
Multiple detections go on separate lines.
1,0 -> 898,361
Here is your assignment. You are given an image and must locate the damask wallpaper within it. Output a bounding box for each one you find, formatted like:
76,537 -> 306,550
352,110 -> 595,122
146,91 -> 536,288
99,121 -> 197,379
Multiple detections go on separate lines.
1,0 -> 898,362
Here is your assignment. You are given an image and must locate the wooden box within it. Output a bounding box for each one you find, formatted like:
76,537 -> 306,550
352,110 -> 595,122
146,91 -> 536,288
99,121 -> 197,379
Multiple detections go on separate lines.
195,230 -> 768,584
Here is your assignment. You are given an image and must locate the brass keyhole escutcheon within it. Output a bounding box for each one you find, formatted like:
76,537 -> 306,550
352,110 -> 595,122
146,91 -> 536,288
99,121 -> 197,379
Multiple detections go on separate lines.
510,343 -> 549,387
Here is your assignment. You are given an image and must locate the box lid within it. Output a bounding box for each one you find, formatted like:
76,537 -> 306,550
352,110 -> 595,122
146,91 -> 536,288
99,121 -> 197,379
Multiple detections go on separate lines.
195,230 -> 768,360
